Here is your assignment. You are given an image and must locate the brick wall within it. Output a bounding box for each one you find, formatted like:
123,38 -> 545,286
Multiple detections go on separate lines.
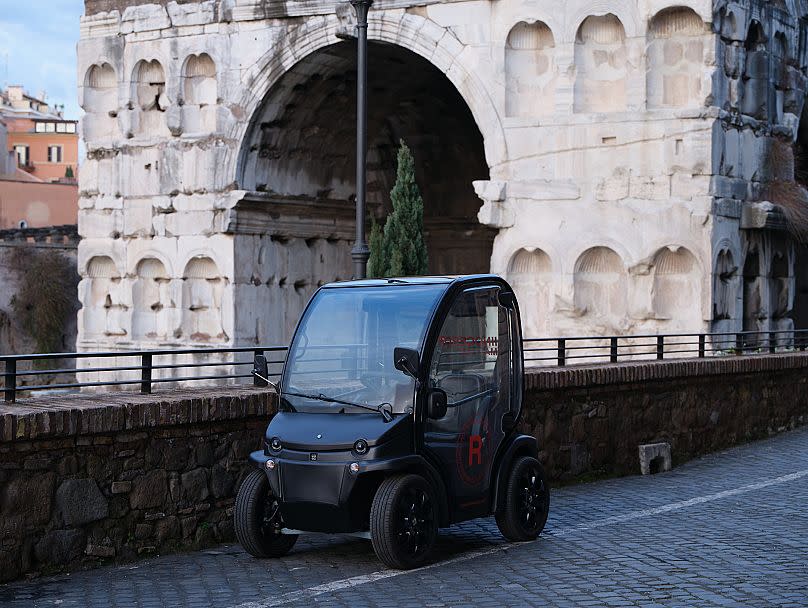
1,353 -> 807,581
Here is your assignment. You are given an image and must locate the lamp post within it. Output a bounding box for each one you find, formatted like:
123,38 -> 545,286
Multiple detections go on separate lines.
350,0 -> 373,279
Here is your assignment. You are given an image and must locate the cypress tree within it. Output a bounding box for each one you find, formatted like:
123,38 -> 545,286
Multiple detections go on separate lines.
369,140 -> 428,277
367,218 -> 384,278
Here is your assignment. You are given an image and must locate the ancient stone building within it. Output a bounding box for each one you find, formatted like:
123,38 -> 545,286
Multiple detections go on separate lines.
76,0 -> 808,357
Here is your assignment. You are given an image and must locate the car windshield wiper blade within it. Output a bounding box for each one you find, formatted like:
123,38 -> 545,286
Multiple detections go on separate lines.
284,391 -> 393,422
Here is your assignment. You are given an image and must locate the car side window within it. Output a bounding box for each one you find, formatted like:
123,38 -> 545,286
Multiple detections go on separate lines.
427,287 -> 511,433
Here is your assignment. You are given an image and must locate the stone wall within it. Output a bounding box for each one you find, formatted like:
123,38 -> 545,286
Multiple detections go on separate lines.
0,387 -> 271,583
522,353 -> 808,480
2,353 -> 808,581
76,0 -> 808,357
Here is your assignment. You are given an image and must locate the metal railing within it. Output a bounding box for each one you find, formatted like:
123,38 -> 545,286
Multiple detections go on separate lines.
1,346 -> 287,403
523,330 -> 808,366
2,329 -> 807,403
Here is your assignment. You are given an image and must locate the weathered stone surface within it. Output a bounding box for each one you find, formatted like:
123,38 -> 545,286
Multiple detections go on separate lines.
0,472 -> 56,527
74,0 -> 808,358
35,530 -> 86,565
55,479 -> 109,527
180,468 -> 209,504
129,470 -> 168,510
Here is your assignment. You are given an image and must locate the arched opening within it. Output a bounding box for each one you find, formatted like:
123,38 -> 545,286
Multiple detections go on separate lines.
182,53 -> 217,134
646,7 -> 706,109
742,246 -> 764,341
237,41 -> 495,280
769,240 -> 793,343
573,247 -> 626,319
132,59 -> 168,136
181,256 -> 226,342
505,21 -> 556,117
573,15 -> 627,113
83,255 -> 125,338
81,63 -> 118,141
651,246 -> 699,323
132,258 -> 171,341
713,248 -> 739,330
742,21 -> 769,120
507,248 -> 552,337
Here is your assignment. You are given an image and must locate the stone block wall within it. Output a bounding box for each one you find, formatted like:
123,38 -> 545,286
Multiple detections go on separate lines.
522,353 -> 808,479
0,387 -> 272,583
2,353 -> 808,581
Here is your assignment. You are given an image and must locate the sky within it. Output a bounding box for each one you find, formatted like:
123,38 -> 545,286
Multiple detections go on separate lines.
0,1 -> 85,121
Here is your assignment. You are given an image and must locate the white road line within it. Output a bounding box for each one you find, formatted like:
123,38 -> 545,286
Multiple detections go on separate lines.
234,468 -> 808,608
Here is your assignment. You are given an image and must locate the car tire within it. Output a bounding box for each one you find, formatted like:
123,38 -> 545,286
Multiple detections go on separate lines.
234,470 -> 297,558
370,474 -> 438,569
495,456 -> 550,542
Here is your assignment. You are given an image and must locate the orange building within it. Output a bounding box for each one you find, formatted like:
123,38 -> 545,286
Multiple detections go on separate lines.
1,86 -> 79,183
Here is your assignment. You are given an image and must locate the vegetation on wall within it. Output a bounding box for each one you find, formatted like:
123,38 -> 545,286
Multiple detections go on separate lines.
763,139 -> 808,242
368,140 -> 428,278
10,248 -> 79,355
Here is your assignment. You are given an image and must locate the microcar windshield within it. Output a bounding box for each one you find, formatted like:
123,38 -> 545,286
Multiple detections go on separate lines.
281,284 -> 445,415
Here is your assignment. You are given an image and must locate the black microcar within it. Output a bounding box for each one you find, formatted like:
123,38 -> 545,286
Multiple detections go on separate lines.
235,274 -> 549,569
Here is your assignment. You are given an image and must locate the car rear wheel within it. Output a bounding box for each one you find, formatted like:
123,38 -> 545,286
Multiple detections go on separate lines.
370,474 -> 438,569
496,456 -> 550,542
234,470 -> 297,558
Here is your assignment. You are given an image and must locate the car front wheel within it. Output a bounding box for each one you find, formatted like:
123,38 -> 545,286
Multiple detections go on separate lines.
370,474 -> 438,569
234,470 -> 297,558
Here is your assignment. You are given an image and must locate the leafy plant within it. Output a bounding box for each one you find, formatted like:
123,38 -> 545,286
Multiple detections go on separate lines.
368,140 -> 428,277
10,248 -> 78,355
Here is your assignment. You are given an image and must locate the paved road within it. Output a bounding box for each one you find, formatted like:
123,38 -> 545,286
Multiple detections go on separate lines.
2,427 -> 808,608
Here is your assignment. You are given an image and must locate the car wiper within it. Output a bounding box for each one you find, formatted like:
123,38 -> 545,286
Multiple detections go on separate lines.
284,391 -> 393,422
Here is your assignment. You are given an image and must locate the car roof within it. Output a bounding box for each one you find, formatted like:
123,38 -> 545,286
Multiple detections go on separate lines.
320,274 -> 502,289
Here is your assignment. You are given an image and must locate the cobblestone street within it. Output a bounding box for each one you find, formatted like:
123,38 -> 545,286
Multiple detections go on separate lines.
2,426 -> 807,608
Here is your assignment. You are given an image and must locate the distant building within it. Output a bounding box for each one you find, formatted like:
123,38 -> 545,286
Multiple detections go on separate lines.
1,86 -> 79,183
0,87 -> 78,229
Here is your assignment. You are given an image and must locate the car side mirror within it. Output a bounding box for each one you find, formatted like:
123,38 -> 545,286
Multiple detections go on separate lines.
427,388 -> 448,419
252,354 -> 278,392
498,290 -> 516,309
394,347 -> 419,378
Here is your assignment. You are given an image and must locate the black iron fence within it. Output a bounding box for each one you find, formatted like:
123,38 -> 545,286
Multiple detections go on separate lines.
1,346 -> 287,403
523,330 -> 808,366
2,330 -> 807,403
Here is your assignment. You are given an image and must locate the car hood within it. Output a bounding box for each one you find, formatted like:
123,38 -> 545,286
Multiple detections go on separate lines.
266,411 -> 412,451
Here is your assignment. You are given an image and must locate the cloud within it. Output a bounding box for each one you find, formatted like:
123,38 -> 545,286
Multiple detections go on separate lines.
0,1 -> 84,120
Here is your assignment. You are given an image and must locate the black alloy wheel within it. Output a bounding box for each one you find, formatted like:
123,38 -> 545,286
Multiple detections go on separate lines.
234,470 -> 298,558
496,456 -> 550,542
370,474 -> 438,569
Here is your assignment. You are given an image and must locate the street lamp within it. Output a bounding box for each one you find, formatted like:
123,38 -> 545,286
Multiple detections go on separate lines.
350,0 -> 373,279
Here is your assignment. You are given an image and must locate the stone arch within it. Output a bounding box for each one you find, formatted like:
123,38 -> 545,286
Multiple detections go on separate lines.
505,21 -> 557,117
132,257 -> 171,341
236,40 -> 495,277
81,63 -> 119,141
83,255 -> 125,338
132,59 -> 168,135
181,256 -> 226,342
646,7 -> 707,109
769,240 -> 793,337
742,20 -> 769,120
181,53 -> 217,134
228,13 -> 507,175
573,247 -> 627,318
573,14 -> 628,113
713,247 -> 739,322
507,248 -> 552,337
742,245 -> 765,335
651,246 -> 700,321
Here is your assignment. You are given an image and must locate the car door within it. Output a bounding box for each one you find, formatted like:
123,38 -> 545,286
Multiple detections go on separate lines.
423,286 -> 512,521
